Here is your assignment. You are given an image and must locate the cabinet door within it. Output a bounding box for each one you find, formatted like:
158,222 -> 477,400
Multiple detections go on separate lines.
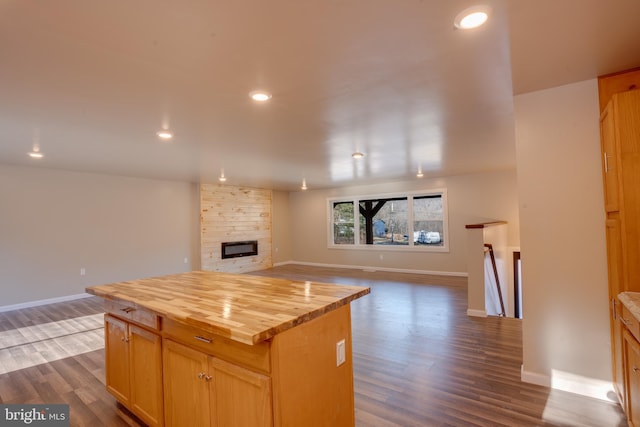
617,90 -> 640,290
624,330 -> 640,427
163,340 -> 210,427
209,358 -> 272,427
104,315 -> 130,405
129,324 -> 164,427
600,102 -> 620,213
606,216 -> 627,406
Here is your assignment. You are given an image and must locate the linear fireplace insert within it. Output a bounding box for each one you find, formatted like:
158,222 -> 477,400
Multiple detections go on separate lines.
221,240 -> 258,259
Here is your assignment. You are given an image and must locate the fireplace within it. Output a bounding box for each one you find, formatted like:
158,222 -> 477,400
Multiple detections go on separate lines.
221,240 -> 258,259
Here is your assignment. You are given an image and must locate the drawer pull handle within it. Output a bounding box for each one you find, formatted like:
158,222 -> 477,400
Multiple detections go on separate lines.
120,307 -> 136,313
194,335 -> 213,344
634,367 -> 640,374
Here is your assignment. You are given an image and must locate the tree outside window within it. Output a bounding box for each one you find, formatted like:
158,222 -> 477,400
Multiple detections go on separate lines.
359,198 -> 408,245
333,201 -> 355,244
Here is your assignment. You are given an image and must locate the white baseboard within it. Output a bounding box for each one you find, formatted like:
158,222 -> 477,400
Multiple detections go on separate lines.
521,367 -> 551,387
466,309 -> 487,317
275,260 -> 467,277
273,261 -> 293,267
521,366 -> 616,402
0,293 -> 93,313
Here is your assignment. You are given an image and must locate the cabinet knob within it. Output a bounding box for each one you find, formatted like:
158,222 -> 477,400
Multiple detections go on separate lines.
120,337 -> 129,343
197,372 -> 213,381
633,366 -> 639,373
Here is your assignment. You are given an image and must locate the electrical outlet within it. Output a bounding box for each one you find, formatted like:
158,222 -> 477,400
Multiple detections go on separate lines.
80,268 -> 86,276
379,254 -> 384,260
183,257 -> 188,264
336,339 -> 346,366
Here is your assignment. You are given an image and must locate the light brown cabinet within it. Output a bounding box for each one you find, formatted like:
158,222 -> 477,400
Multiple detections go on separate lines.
600,88 -> 640,293
104,312 -> 164,427
160,304 -> 355,426
624,329 -> 640,427
599,68 -> 640,418
87,272 -> 369,427
162,339 -> 272,427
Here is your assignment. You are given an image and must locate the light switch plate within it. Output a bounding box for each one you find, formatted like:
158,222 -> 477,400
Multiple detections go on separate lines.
336,339 -> 346,366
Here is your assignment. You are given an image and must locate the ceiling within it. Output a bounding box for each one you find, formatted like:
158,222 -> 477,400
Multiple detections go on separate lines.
2,0 -> 640,191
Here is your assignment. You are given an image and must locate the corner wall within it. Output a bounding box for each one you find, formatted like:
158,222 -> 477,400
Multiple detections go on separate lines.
272,190 -> 292,264
514,79 -> 612,399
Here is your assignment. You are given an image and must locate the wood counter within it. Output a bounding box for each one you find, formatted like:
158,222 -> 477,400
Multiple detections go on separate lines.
86,270 -> 370,427
86,270 -> 369,345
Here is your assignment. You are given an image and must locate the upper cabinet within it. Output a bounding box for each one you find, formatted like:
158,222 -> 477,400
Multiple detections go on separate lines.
600,86 -> 640,292
600,103 -> 620,212
598,68 -> 640,113
599,69 -> 640,412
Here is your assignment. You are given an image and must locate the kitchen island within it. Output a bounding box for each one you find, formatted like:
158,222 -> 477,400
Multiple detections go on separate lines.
86,270 -> 370,427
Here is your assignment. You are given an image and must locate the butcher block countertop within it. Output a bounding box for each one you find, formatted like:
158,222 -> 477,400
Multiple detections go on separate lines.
86,270 -> 370,346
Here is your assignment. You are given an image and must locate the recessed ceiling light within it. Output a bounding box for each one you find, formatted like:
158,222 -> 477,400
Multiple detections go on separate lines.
156,130 -> 173,140
301,179 -> 308,190
28,145 -> 43,158
249,91 -> 272,102
352,152 -> 365,159
454,6 -> 490,29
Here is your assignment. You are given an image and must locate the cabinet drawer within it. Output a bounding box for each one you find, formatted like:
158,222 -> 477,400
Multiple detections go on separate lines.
105,299 -> 160,331
622,305 -> 640,342
162,318 -> 270,374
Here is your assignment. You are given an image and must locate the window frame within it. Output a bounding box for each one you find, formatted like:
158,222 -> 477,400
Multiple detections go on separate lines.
327,188 -> 449,253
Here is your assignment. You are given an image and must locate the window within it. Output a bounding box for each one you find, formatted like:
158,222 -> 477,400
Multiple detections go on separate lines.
332,201 -> 355,245
328,189 -> 448,251
359,197 -> 408,245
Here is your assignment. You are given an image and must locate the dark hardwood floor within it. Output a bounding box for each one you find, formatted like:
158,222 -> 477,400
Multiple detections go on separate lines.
0,265 -> 628,426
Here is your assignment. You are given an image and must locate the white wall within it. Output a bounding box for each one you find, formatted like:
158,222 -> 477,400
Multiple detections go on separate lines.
288,170 -> 519,275
272,190 -> 292,264
0,165 -> 200,308
514,79 -> 612,398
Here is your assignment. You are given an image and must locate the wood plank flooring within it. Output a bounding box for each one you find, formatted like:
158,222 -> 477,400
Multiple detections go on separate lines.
0,265 -> 628,426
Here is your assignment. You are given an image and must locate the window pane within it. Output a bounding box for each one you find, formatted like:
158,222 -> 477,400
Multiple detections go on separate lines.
413,195 -> 444,246
359,198 -> 409,245
333,201 -> 354,244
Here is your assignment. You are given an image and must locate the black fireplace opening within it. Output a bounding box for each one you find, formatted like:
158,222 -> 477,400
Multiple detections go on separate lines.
221,240 -> 258,259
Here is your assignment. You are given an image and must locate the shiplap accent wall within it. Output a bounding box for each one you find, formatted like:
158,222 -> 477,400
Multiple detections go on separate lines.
200,184 -> 272,273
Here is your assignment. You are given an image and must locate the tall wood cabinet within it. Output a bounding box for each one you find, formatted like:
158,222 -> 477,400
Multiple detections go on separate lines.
599,68 -> 640,416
